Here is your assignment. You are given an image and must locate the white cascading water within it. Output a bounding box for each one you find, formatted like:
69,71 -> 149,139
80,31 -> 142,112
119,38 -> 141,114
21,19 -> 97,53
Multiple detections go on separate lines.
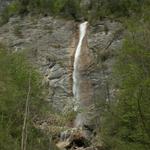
59,22 -> 88,143
73,22 -> 88,127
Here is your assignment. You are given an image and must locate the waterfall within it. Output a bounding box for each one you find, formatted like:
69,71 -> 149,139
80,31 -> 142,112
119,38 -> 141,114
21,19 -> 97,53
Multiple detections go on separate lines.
58,22 -> 88,147
73,21 -> 88,111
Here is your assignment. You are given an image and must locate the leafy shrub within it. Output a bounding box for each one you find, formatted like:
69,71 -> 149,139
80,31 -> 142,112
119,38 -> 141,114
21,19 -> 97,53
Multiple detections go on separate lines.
0,1 -> 21,25
1,0 -> 149,23
0,46 -> 50,149
100,20 -> 150,150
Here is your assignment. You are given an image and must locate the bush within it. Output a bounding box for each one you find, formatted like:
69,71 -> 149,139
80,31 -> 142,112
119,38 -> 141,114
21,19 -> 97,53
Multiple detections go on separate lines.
100,20 -> 150,150
1,0 -> 149,23
0,1 -> 20,25
0,46 -> 50,149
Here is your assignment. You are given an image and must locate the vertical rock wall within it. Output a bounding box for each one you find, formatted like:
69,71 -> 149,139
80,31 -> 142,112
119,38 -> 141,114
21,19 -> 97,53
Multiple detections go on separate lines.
0,16 -> 123,116
0,16 -> 124,149
0,0 -> 12,12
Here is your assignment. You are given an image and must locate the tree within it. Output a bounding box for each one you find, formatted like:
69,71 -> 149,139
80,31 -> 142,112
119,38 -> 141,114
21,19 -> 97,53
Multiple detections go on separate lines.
101,20 -> 150,150
0,46 -> 50,150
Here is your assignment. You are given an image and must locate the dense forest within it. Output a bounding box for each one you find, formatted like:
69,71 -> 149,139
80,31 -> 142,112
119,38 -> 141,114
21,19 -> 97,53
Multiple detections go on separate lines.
101,22 -> 150,150
0,45 -> 52,149
0,0 -> 150,150
0,0 -> 150,24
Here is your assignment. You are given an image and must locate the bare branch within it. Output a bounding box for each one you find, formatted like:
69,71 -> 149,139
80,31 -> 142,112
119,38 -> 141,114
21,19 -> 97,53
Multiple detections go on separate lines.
21,71 -> 31,150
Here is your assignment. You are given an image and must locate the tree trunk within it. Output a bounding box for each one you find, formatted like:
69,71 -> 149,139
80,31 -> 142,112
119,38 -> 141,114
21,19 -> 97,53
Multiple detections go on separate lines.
21,72 -> 31,150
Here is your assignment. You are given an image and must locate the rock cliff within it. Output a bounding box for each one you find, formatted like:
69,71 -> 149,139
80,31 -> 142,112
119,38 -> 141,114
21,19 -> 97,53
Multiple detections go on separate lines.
0,0 -> 12,12
0,15 -> 123,149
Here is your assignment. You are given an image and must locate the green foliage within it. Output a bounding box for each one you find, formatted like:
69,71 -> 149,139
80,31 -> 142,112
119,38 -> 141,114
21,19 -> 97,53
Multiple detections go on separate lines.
1,0 -> 150,23
50,0 -> 67,15
100,20 -> 150,150
0,46 -> 50,149
27,0 -> 51,14
62,0 -> 81,20
105,0 -> 142,17
0,1 -> 21,25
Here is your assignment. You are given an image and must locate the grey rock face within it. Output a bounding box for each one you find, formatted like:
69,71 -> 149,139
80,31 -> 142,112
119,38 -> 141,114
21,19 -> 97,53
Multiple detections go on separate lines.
86,20 -> 124,128
0,16 -> 123,115
0,0 -> 12,12
0,16 -> 76,112
80,0 -> 91,8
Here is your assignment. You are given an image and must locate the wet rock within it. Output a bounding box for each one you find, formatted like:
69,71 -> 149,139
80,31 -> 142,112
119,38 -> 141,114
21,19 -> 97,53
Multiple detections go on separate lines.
56,128 -> 91,150
56,141 -> 70,149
